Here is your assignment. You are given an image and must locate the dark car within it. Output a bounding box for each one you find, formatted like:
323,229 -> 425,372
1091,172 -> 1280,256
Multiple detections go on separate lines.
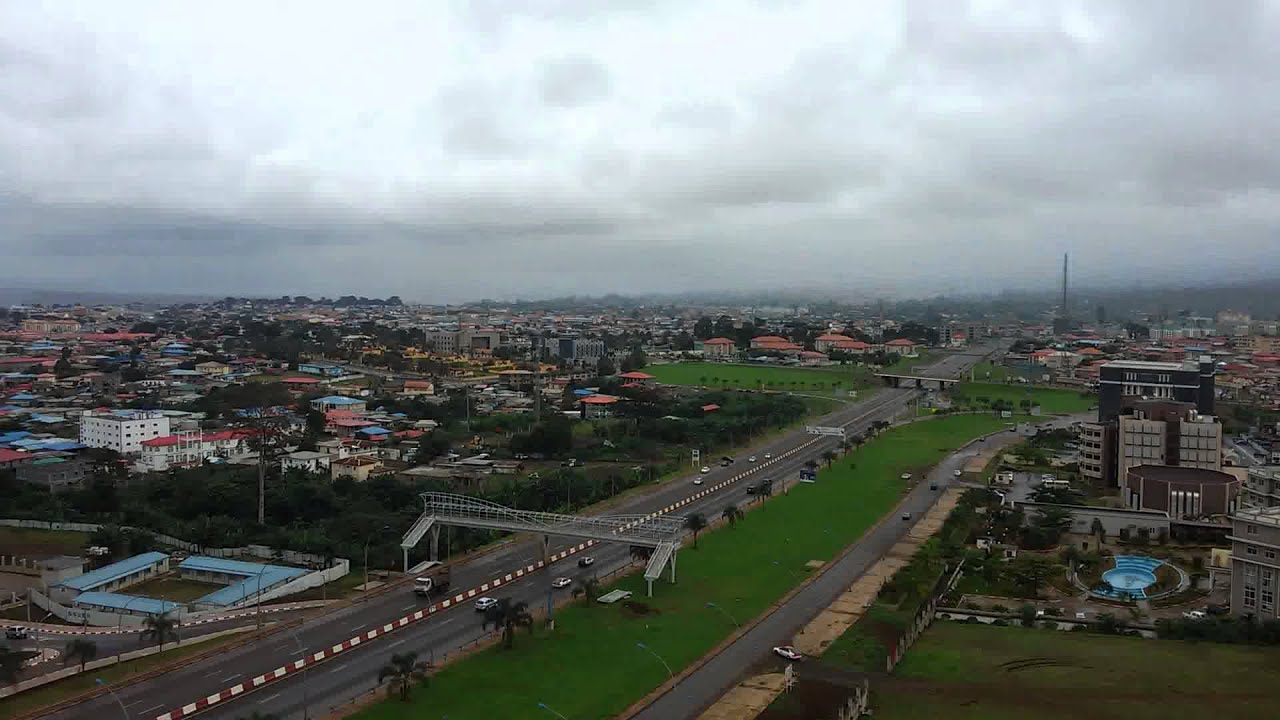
1206,603 -> 1230,616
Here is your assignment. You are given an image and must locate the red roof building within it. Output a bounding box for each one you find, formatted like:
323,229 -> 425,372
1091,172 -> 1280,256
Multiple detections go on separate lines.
702,337 -> 736,358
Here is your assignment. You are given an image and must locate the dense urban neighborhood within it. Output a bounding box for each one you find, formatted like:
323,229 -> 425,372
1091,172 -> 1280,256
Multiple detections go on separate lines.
1,294 -> 1279,720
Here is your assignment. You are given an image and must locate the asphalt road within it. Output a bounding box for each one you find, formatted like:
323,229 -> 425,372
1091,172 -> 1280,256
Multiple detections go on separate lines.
45,347 -> 994,720
631,411 -> 1080,720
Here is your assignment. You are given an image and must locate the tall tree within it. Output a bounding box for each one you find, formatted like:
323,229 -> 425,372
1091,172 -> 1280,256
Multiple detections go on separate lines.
483,598 -> 534,649
722,504 -> 743,528
64,638 -> 98,672
685,512 -> 708,549
140,614 -> 179,653
377,651 -> 429,702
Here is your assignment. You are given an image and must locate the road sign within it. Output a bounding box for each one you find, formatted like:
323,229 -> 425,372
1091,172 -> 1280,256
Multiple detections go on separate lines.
806,425 -> 845,439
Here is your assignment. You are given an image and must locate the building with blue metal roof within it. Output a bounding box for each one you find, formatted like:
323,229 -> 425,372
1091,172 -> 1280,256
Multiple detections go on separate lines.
72,591 -> 181,617
53,552 -> 170,595
178,556 -> 308,608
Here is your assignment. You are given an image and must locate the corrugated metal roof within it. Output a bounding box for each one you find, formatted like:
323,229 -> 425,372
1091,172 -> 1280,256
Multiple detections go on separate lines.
57,552 -> 169,591
73,591 -> 180,615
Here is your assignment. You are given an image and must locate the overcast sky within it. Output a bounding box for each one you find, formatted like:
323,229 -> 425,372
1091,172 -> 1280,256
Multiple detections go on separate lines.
2,1 -> 1278,302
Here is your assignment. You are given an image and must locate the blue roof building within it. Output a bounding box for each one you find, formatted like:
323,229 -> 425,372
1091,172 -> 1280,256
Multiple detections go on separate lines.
178,556 -> 308,608
56,552 -> 170,593
72,591 -> 180,616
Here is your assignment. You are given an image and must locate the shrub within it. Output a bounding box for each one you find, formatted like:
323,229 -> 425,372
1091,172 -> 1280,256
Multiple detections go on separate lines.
991,603 -> 1009,613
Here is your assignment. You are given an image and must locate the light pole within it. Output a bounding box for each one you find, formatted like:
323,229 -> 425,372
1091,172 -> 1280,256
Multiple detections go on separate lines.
635,642 -> 672,678
364,525 -> 391,596
255,570 -> 266,629
705,601 -> 740,628
537,701 -> 568,719
289,626 -> 311,720
117,597 -> 144,667
95,678 -> 129,720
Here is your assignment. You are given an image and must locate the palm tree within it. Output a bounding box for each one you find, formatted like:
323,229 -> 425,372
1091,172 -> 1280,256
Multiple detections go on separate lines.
758,478 -> 774,498
572,577 -> 601,603
377,651 -> 429,702
140,613 -> 178,653
64,638 -> 98,672
483,598 -> 534,649
685,512 -> 708,548
821,450 -> 837,468
722,504 -> 742,528
699,376 -> 708,387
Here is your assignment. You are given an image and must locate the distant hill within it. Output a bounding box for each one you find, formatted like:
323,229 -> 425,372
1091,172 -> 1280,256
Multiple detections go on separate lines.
0,287 -> 217,308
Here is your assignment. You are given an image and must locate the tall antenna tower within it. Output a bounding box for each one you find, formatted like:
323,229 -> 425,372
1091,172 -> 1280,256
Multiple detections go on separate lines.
1061,253 -> 1069,320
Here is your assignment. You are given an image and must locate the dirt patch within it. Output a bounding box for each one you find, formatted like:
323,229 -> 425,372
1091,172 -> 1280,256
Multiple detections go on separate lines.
621,600 -> 659,617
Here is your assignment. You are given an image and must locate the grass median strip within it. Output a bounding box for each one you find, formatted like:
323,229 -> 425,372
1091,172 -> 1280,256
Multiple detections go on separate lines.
354,414 -> 1018,720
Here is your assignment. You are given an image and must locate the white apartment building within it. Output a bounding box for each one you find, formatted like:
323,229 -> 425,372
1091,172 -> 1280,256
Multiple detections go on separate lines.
137,430 -> 250,472
79,410 -> 171,455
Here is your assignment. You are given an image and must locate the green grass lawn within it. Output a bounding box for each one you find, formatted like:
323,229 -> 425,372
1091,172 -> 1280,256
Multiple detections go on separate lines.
354,414 -> 1020,720
868,622 -> 1280,720
0,634 -> 244,718
646,362 -> 872,394
0,526 -> 89,554
953,382 -> 1095,415
125,576 -> 224,603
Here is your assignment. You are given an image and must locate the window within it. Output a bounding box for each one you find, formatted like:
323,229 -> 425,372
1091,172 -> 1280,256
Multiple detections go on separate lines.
1245,585 -> 1257,607
1248,524 -> 1259,535
1267,549 -> 1277,561
1245,565 -> 1258,585
1247,546 -> 1259,556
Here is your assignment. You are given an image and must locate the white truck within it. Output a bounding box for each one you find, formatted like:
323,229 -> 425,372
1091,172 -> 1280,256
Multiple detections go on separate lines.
413,561 -> 452,597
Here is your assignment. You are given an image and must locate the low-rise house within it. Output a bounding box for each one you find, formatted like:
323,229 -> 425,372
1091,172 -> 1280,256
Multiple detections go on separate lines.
701,337 -> 737,358
331,455 -> 382,482
194,361 -> 232,376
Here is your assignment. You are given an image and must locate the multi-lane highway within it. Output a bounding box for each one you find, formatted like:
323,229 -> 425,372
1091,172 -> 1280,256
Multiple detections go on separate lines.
45,347 -> 993,720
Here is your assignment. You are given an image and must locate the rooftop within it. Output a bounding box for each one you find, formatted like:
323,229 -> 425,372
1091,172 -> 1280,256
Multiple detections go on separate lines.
178,555 -> 308,607
57,552 -> 170,591
1233,506 -> 1280,528
72,591 -> 181,615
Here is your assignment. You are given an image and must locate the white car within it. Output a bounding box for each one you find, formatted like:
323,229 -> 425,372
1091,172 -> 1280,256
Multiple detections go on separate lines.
578,556 -> 596,568
1183,609 -> 1207,620
953,469 -> 962,477
700,466 -> 711,474
773,645 -> 803,661
748,456 -> 757,462
474,597 -> 498,612
764,453 -> 773,459
900,472 -> 912,480
551,577 -> 572,589
693,478 -> 704,485
4,626 -> 29,640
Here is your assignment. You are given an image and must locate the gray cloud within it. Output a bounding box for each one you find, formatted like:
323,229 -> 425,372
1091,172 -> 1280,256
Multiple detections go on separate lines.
1,0 -> 1279,302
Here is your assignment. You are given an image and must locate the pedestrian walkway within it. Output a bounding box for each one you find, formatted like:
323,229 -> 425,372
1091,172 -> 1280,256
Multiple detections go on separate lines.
694,489 -> 962,720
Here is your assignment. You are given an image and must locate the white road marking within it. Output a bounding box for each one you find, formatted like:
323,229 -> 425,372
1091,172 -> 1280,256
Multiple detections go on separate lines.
401,604 -> 417,611
388,637 -> 408,647
350,623 -> 367,632
258,693 -> 281,704
222,673 -> 242,682
139,704 -> 164,714
328,662 -> 351,674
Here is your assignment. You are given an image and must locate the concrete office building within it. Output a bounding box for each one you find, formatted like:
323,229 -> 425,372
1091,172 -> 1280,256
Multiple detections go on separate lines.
1123,465 -> 1239,519
1229,507 -> 1280,620
79,410 -> 171,455
1244,466 -> 1280,509
1097,358 -> 1215,422
1116,401 -> 1222,508
426,329 -> 503,356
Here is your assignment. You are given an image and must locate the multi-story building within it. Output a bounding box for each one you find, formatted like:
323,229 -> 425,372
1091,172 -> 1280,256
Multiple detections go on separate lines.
427,329 -> 504,356
1240,335 -> 1280,355
1228,507 -> 1280,620
137,430 -> 251,472
1079,421 -> 1112,489
701,337 -> 736,358
17,456 -> 90,491
1123,465 -> 1239,519
1116,401 -> 1222,508
1097,358 -> 1215,422
79,410 -> 171,455
551,337 -> 606,366
1244,466 -> 1280,509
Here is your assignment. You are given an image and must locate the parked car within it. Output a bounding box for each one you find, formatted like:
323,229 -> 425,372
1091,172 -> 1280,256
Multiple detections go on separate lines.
773,645 -> 803,661
474,597 -> 498,612
4,626 -> 29,640
551,577 -> 572,589
1183,610 -> 1207,620
1206,604 -> 1230,616
578,556 -> 595,568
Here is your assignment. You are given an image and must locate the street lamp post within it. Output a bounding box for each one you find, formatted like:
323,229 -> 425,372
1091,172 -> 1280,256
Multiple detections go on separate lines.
364,525 -> 391,596
95,678 -> 130,720
289,626 -> 311,719
705,601 -> 740,628
635,642 -> 673,678
117,596 -> 144,667
537,701 -> 569,720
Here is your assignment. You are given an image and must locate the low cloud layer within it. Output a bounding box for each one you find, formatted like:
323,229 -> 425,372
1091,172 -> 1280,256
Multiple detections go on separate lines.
2,0 -> 1278,301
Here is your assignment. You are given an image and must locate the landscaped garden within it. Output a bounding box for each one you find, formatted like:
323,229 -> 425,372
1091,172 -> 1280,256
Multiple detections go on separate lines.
950,383 -> 1095,415
354,414 -> 1023,719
